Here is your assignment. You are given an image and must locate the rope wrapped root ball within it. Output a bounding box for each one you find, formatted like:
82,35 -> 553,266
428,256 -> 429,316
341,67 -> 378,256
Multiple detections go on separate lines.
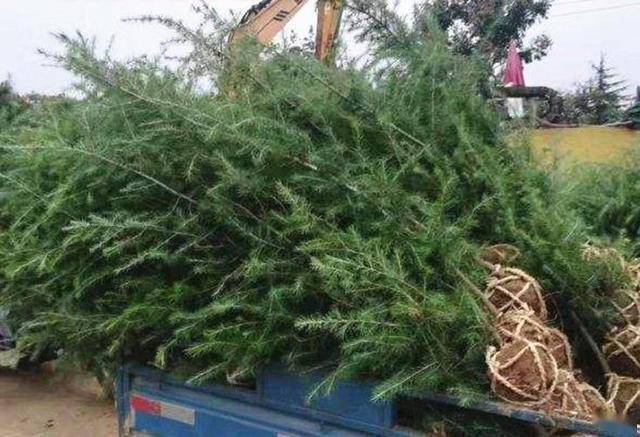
625,261 -> 640,287
582,243 -> 625,265
612,288 -> 640,326
485,267 -> 547,321
582,245 -> 640,324
496,309 -> 573,370
604,325 -> 640,378
479,244 -> 520,268
581,380 -> 615,420
606,373 -> 640,424
486,339 -> 559,407
540,370 -> 608,420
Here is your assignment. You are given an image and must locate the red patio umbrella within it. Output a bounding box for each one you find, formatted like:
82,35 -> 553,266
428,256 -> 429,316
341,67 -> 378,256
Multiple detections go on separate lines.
503,40 -> 525,87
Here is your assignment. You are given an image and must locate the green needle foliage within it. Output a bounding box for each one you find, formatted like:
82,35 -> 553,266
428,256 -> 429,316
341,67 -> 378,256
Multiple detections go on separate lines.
0,9 -> 624,400
562,156 -> 640,254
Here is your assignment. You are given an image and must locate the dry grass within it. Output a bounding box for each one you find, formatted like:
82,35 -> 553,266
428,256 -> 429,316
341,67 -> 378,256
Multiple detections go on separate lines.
529,127 -> 640,166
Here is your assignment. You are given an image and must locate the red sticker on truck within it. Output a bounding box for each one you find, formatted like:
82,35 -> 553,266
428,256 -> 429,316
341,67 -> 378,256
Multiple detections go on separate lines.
130,394 -> 195,426
131,395 -> 161,415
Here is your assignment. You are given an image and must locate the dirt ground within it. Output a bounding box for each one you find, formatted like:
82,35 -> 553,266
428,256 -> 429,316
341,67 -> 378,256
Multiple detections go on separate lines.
0,369 -> 118,437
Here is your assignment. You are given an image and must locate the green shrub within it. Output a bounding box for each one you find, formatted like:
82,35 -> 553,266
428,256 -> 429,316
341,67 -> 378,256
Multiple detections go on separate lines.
563,155 -> 640,252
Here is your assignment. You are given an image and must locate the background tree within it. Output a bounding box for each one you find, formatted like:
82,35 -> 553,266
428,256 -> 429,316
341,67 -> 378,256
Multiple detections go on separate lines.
0,79 -> 15,106
561,83 -> 591,124
588,55 -> 627,124
627,87 -> 640,128
560,55 -> 628,125
346,0 -> 552,66
0,78 -> 28,127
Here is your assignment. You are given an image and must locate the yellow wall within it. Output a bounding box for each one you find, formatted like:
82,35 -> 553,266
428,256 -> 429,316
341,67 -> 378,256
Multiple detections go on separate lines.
529,127 -> 640,165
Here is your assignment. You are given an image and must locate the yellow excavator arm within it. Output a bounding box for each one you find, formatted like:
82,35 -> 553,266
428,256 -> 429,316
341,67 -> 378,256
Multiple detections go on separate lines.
228,0 -> 344,62
315,0 -> 343,62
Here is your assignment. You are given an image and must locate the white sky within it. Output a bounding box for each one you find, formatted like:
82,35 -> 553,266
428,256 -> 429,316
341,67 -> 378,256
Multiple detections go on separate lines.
0,0 -> 638,95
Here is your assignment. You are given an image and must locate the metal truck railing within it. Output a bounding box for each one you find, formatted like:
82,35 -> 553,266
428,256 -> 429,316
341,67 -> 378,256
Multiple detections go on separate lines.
116,364 -> 638,436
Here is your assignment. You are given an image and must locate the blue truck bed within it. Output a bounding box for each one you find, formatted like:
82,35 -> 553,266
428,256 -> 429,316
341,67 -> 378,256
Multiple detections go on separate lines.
116,364 -> 638,436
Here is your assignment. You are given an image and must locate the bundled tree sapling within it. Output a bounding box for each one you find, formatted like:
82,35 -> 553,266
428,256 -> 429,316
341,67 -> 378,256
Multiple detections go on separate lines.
0,6 -> 626,402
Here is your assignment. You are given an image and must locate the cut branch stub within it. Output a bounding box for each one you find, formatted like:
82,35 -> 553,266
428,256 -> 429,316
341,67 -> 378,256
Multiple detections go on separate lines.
496,309 -> 573,370
485,267 -> 547,321
486,339 -> 559,407
604,325 -> 640,378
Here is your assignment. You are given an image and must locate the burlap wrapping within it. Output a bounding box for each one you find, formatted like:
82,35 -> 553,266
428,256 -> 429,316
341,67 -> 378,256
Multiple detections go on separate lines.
486,339 -> 559,406
479,244 -> 520,268
485,267 -> 547,321
606,373 -> 640,423
496,309 -> 573,370
540,370 -> 608,420
604,325 -> 640,378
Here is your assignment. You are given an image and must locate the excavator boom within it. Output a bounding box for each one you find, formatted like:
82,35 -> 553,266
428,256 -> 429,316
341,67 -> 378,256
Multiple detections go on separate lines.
315,0 -> 343,62
229,0 -> 311,48
229,0 -> 344,62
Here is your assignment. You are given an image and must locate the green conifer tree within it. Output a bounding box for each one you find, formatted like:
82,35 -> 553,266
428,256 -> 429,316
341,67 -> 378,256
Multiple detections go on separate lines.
589,55 -> 627,124
562,55 -> 627,125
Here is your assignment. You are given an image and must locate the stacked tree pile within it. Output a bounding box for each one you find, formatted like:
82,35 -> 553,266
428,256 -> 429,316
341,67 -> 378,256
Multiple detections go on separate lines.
481,246 -> 608,420
603,256 -> 640,378
584,246 -> 640,423
0,24 -> 629,411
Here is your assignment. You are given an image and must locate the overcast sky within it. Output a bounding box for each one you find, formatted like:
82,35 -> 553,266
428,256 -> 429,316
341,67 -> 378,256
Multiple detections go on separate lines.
0,0 -> 638,95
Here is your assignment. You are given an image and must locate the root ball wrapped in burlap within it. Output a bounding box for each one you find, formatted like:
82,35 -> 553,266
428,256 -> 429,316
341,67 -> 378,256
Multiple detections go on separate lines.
582,245 -> 640,324
496,309 -> 573,370
606,374 -> 640,423
479,244 -> 520,268
625,261 -> 640,287
612,288 -> 640,326
581,381 -> 615,420
485,268 -> 547,321
486,339 -> 559,406
582,244 -> 624,265
540,370 -> 608,420
604,325 -> 640,378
